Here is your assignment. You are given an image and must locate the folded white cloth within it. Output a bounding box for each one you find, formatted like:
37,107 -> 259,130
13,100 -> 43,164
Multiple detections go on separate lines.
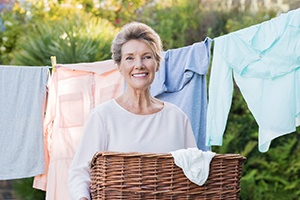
170,148 -> 216,186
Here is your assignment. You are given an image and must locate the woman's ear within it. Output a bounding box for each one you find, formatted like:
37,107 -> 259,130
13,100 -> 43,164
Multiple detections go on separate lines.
117,64 -> 122,74
156,63 -> 160,72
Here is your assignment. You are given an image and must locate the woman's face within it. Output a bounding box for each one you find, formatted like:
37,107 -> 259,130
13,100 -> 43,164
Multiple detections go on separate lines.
119,39 -> 159,92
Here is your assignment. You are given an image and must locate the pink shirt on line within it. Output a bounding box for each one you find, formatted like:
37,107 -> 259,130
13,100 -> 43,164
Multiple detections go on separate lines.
33,60 -> 124,200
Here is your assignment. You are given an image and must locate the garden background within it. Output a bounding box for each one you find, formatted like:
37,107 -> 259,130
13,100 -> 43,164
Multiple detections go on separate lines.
0,0 -> 299,199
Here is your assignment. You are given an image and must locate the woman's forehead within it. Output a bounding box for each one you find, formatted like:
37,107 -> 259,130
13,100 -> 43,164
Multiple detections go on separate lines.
122,40 -> 153,55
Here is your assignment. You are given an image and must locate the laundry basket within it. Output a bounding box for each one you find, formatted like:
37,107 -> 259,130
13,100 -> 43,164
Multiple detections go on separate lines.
90,151 -> 246,200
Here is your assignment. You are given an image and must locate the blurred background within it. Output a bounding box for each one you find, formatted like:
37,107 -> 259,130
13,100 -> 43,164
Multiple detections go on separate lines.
0,0 -> 299,199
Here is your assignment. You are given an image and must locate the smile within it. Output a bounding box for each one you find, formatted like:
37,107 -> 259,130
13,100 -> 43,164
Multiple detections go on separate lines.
132,73 -> 148,77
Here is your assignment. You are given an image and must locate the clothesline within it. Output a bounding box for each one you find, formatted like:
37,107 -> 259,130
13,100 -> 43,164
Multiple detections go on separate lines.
0,8 -> 299,199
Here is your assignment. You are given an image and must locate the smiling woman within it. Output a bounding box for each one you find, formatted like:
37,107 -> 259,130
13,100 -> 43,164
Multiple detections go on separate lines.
68,22 -> 198,200
117,39 -> 159,111
110,22 -> 164,115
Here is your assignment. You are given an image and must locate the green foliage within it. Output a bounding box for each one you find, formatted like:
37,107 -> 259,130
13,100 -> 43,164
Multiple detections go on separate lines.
224,9 -> 277,33
137,0 -> 203,49
10,13 -> 118,65
81,0 -> 150,27
212,88 -> 300,200
12,178 -> 45,200
240,129 -> 300,200
0,7 -> 27,64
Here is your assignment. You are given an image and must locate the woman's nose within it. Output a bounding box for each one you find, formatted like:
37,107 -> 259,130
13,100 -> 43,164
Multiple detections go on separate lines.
134,59 -> 145,69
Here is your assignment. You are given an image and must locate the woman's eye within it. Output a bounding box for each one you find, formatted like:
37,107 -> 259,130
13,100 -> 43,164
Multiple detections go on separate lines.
143,55 -> 152,59
126,56 -> 133,60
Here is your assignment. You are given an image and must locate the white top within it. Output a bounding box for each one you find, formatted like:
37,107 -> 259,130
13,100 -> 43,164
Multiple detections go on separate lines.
68,99 -> 197,199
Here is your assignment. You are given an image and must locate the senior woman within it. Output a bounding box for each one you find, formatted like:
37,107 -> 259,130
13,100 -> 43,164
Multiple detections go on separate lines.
68,22 -> 197,200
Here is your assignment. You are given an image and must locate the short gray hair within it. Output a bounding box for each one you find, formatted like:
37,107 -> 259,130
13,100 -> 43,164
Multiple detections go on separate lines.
111,22 -> 163,66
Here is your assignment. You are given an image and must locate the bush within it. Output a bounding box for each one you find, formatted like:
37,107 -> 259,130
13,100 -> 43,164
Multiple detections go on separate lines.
12,178 -> 45,200
212,88 -> 300,200
10,13 -> 119,66
0,7 -> 26,64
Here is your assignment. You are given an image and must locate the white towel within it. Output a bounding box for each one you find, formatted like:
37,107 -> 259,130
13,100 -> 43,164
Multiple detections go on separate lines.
0,65 -> 49,180
170,148 -> 215,186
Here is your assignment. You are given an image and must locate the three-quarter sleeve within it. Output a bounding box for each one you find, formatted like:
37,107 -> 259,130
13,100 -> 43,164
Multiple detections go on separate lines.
68,109 -> 106,200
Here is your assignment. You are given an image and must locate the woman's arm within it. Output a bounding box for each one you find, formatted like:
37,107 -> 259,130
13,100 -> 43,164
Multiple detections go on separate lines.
68,109 -> 106,199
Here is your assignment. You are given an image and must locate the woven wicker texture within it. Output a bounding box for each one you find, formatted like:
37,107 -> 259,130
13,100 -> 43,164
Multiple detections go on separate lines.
90,152 -> 246,199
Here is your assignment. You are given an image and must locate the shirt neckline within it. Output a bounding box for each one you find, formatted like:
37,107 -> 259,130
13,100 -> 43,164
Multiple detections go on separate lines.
112,99 -> 165,117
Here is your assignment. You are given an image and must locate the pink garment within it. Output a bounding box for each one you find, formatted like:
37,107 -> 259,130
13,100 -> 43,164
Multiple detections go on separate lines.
33,60 -> 124,200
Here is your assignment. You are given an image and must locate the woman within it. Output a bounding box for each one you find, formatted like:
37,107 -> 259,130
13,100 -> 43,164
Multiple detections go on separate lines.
68,22 -> 197,200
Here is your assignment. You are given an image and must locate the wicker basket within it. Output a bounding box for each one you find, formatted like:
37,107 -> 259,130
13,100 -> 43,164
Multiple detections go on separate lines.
90,151 -> 246,199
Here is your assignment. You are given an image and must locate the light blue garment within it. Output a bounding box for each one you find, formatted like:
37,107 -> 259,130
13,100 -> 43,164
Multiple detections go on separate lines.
206,8 -> 300,152
0,65 -> 49,179
151,37 -> 212,151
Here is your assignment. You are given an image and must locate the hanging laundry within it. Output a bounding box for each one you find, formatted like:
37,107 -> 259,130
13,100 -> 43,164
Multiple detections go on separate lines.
33,60 -> 124,200
0,66 -> 49,180
151,37 -> 213,151
35,37 -> 212,198
206,8 -> 300,152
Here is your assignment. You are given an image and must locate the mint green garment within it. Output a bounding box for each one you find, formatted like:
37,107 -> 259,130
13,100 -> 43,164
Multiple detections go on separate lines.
206,8 -> 300,152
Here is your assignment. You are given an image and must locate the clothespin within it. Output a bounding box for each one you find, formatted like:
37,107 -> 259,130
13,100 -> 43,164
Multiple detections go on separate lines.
51,56 -> 57,72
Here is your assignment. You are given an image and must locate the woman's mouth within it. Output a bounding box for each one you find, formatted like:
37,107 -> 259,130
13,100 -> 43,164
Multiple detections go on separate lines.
132,73 -> 148,77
